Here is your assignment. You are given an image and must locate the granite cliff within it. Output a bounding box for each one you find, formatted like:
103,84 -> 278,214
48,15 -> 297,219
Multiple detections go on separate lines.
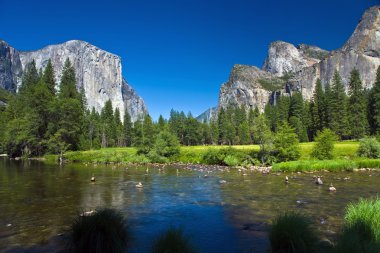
213,6 -> 380,117
0,40 -> 147,121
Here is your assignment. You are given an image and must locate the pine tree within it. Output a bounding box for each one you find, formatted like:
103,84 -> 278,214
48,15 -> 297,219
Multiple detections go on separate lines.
348,69 -> 368,139
123,110 -> 133,146
100,100 -> 115,147
218,108 -> 228,144
369,66 -> 380,135
59,58 -> 78,99
19,60 -> 39,94
274,121 -> 301,162
114,108 -> 124,146
324,82 -> 333,129
253,114 -> 273,164
330,71 -> 349,139
43,59 -> 56,96
310,79 -> 325,136
157,115 -> 167,132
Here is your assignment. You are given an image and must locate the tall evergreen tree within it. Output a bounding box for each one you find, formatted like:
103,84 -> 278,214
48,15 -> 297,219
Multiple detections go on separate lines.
19,60 -> 39,94
123,110 -> 133,146
330,71 -> 349,139
43,59 -> 56,96
348,69 -> 368,139
114,108 -> 124,146
310,79 -> 325,136
59,58 -> 78,99
217,108 -> 228,144
369,66 -> 380,135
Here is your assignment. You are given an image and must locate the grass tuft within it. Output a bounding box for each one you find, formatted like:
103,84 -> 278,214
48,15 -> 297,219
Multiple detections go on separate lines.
68,208 -> 129,253
334,198 -> 380,252
269,212 -> 319,253
151,227 -> 196,253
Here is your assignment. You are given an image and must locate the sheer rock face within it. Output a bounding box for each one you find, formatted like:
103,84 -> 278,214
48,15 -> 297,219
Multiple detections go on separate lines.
217,6 -> 380,113
262,41 -> 328,76
0,40 -> 147,121
0,41 -> 22,92
218,65 -> 274,112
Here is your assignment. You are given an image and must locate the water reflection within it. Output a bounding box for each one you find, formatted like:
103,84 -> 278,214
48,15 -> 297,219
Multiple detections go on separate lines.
0,158 -> 379,252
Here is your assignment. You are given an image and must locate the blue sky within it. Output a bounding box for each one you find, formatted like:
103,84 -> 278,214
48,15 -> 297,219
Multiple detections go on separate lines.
0,0 -> 378,120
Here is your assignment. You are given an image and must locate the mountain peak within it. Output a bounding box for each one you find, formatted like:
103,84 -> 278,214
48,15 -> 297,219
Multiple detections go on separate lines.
341,5 -> 380,56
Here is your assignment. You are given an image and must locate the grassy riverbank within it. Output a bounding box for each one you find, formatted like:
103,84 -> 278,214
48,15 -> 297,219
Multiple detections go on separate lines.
44,141 -> 365,171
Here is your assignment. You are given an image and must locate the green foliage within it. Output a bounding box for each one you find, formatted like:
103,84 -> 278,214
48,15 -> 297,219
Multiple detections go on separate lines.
272,159 -> 357,172
152,131 -> 180,158
253,114 -> 273,164
223,154 -> 239,166
369,66 -> 380,135
334,198 -> 380,252
151,227 -> 196,253
311,128 -> 338,160
269,212 -> 319,253
258,76 -> 286,91
357,138 -> 380,158
348,69 -> 368,139
68,208 -> 129,253
334,220 -> 380,253
330,71 -> 349,139
274,122 -> 301,162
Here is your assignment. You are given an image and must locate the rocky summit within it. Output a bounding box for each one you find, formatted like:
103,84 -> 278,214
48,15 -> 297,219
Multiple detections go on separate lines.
0,40 -> 147,121
212,5 -> 380,118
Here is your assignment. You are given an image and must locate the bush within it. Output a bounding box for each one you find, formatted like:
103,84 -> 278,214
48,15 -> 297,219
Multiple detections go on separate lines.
201,147 -> 251,166
223,155 -> 240,167
334,198 -> 380,253
153,131 -> 180,158
357,138 -> 380,158
269,212 -> 319,253
68,208 -> 129,253
311,129 -> 338,160
151,227 -> 196,253
273,122 -> 301,162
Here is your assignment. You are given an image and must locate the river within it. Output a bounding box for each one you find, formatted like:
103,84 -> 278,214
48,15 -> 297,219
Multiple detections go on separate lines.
0,158 -> 379,252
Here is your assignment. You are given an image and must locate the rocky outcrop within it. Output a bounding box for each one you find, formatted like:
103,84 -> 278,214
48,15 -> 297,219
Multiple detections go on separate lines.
0,40 -> 22,92
218,65 -> 276,112
262,41 -> 328,76
216,5 -> 380,114
0,40 -> 147,121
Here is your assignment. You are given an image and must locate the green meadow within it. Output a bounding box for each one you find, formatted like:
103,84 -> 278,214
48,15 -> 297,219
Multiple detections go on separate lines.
44,141 -> 373,173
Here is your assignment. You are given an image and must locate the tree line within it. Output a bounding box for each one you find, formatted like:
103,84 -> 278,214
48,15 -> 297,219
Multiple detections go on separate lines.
0,60 -> 380,158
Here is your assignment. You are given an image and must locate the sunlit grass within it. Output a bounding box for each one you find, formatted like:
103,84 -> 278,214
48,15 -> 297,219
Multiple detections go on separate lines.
45,141 -> 360,165
334,198 -> 380,252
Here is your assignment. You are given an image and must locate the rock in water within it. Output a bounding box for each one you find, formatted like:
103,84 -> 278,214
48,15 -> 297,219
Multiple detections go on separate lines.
0,40 -> 147,122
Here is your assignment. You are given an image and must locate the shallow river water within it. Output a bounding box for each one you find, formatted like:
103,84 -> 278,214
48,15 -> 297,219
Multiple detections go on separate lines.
0,158 -> 379,252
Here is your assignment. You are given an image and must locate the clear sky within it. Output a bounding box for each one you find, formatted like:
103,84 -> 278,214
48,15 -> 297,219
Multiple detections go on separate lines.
0,0 -> 378,120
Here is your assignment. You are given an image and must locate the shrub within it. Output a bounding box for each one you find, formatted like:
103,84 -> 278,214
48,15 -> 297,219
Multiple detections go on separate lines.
269,212 -> 318,253
311,129 -> 338,160
153,131 -> 180,158
201,148 -> 224,165
151,227 -> 196,253
273,122 -> 301,162
357,138 -> 380,158
68,208 -> 129,253
223,155 -> 240,167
